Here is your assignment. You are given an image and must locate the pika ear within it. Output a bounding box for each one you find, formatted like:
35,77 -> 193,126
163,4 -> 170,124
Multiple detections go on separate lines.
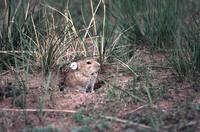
70,62 -> 78,70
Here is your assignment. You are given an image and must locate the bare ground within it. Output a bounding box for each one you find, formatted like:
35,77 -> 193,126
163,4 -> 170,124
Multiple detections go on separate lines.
0,47 -> 200,132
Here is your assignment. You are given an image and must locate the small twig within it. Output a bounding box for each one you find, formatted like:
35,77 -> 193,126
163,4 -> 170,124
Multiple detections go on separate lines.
150,65 -> 172,69
0,66 -> 25,76
0,51 -> 30,54
0,108 -> 77,113
122,105 -> 147,116
0,70 -> 10,76
123,104 -> 167,116
179,121 -> 197,130
164,121 -> 197,130
100,115 -> 161,131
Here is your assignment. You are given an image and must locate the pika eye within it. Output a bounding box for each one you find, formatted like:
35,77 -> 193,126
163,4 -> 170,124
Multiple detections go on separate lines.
86,61 -> 91,64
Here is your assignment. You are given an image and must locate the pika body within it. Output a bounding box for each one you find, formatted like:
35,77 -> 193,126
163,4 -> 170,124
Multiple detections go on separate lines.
60,59 -> 101,93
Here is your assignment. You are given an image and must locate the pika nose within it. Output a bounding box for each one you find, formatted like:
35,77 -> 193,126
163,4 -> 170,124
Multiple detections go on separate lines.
96,62 -> 101,70
96,62 -> 100,67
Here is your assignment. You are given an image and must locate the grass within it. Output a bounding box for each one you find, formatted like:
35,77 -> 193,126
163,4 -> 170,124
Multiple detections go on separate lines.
112,0 -> 200,76
22,125 -> 61,132
0,0 -> 200,131
170,16 -> 200,77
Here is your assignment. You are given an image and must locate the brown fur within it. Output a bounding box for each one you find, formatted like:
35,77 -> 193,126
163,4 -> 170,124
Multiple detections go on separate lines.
60,59 -> 100,92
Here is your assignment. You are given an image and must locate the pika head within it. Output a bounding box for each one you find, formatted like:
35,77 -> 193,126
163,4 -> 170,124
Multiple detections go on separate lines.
60,59 -> 101,93
70,59 -> 100,76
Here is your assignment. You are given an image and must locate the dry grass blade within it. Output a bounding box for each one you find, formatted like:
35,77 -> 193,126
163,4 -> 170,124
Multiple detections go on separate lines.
0,51 -> 29,54
43,4 -> 87,56
115,58 -> 139,77
100,115 -> 162,131
82,0 -> 102,42
0,108 -> 77,113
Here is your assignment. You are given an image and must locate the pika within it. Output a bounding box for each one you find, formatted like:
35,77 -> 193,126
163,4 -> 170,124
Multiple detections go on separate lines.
60,59 -> 101,93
